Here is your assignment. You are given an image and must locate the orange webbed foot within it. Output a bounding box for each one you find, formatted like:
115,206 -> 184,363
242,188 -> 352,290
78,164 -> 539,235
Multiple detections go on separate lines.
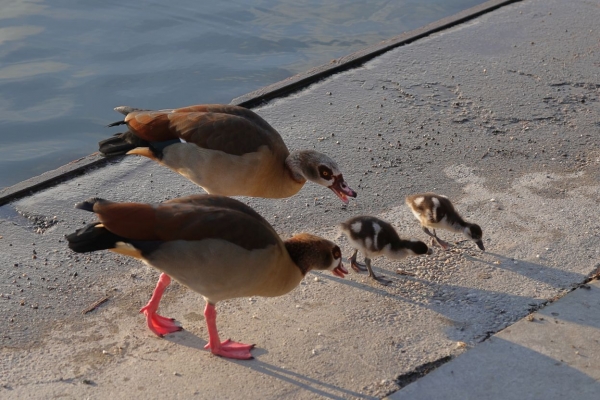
205,339 -> 255,359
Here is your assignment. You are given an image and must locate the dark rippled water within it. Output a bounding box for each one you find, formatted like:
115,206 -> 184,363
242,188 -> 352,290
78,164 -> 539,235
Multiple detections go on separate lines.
0,0 -> 485,189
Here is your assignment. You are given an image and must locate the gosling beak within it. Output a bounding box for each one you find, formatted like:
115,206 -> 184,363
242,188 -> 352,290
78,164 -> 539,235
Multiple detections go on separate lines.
475,240 -> 485,251
329,175 -> 357,204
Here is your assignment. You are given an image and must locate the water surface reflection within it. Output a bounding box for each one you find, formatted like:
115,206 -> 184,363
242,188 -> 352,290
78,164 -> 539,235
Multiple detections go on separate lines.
0,0 -> 484,188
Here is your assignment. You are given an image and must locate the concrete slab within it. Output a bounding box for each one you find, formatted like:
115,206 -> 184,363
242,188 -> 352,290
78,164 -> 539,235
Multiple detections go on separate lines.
387,279 -> 600,400
1,0 -> 599,399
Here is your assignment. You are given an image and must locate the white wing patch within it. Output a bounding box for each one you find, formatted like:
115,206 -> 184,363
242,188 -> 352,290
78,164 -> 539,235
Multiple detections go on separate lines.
431,197 -> 440,222
179,138 -> 187,143
372,222 -> 382,234
351,221 -> 362,234
372,222 -> 382,250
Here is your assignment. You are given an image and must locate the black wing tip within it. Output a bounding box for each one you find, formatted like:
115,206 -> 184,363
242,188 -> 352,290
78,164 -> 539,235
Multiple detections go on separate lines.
75,197 -> 104,212
107,120 -> 126,128
99,131 -> 149,156
66,222 -> 118,253
147,142 -> 164,160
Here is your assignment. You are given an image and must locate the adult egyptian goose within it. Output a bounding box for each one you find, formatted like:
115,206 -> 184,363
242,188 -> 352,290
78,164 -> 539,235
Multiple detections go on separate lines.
339,216 -> 431,285
99,104 -> 357,203
66,194 -> 348,359
405,193 -> 485,251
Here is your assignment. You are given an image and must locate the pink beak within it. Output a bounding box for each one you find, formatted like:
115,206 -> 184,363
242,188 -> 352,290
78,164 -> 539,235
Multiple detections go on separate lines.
332,262 -> 348,278
329,175 -> 357,204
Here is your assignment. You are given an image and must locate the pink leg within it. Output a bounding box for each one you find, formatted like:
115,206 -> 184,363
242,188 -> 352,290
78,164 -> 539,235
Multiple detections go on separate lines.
140,273 -> 182,337
203,303 -> 254,359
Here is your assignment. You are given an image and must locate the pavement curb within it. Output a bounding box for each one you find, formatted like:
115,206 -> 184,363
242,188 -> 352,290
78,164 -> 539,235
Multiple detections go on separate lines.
0,0 -> 521,206
231,0 -> 522,108
0,153 -> 110,206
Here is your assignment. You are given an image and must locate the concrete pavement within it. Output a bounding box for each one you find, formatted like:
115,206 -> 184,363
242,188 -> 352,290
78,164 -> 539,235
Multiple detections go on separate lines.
387,278 -> 600,400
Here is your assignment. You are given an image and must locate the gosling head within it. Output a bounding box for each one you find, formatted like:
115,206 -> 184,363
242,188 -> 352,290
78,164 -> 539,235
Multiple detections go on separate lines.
465,223 -> 485,251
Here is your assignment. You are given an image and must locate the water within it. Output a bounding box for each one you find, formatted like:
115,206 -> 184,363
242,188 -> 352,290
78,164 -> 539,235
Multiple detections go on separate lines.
0,0 -> 485,189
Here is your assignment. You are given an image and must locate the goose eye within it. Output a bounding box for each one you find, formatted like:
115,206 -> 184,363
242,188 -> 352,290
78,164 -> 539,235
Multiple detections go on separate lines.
318,166 -> 334,180
332,247 -> 341,259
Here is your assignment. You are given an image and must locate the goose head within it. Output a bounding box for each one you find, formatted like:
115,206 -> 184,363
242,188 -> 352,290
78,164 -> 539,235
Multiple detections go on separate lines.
286,150 -> 357,203
284,233 -> 348,278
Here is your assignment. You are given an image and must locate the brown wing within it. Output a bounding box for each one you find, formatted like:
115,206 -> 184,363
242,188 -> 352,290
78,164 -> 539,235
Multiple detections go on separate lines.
165,195 -> 272,231
124,105 -> 288,157
172,104 -> 275,132
92,197 -> 279,251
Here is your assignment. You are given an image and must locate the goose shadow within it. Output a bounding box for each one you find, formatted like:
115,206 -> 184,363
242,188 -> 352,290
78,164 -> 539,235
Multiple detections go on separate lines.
163,330 -> 374,399
164,329 -> 268,357
317,258 -> 565,344
320,253 -> 583,342
241,361 -> 376,400
468,251 -> 589,288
